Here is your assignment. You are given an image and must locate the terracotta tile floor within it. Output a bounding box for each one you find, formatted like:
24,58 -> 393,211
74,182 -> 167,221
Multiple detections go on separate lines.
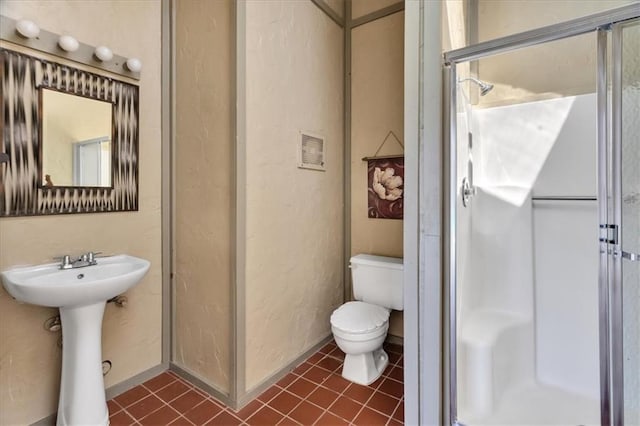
108,341 -> 404,425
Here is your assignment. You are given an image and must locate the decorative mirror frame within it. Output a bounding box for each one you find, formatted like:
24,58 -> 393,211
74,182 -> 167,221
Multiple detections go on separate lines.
0,48 -> 139,216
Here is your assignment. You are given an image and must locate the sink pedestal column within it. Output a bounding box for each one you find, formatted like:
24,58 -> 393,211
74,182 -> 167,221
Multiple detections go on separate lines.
57,301 -> 108,426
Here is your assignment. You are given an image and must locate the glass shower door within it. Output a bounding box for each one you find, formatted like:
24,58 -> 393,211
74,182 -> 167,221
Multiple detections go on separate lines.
451,31 -> 603,425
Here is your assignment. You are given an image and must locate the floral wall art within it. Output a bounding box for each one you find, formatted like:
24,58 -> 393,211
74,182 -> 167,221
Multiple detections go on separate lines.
367,157 -> 404,219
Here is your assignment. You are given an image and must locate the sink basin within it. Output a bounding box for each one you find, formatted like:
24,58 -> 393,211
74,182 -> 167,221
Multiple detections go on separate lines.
1,254 -> 150,308
1,254 -> 150,426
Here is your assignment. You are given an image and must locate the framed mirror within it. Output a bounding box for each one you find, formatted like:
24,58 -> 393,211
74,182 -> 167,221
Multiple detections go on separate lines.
0,48 -> 139,216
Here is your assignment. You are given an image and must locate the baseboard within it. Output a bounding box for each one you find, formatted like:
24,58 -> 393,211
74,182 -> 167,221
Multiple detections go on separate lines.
386,334 -> 404,346
31,413 -> 56,426
170,335 -> 333,411
235,334 -> 334,410
106,362 -> 168,400
169,363 -> 233,408
31,362 -> 169,426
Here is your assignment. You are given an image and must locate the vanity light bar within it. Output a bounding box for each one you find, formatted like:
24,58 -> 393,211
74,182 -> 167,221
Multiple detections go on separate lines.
0,15 -> 140,80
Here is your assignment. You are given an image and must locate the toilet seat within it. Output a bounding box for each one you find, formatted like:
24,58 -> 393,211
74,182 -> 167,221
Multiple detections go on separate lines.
330,301 -> 390,335
332,323 -> 388,342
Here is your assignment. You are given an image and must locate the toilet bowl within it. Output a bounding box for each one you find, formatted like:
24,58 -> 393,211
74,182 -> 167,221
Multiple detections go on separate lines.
331,301 -> 390,385
331,254 -> 403,385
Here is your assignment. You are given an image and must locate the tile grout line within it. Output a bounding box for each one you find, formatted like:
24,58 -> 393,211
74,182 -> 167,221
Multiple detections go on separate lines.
112,377 -> 173,420
348,382 -> 376,425
177,412 -> 196,426
290,354 -> 342,425
271,388 -> 307,421
171,373 -> 238,424
320,360 -> 367,425
130,373 -> 208,424
305,353 -> 352,425
343,359 -> 398,424
279,354 -> 349,425
133,379 -> 192,423
385,396 -> 403,426
315,368 -> 353,426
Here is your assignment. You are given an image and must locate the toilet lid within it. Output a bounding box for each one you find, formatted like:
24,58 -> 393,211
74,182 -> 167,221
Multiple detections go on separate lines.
331,301 -> 390,334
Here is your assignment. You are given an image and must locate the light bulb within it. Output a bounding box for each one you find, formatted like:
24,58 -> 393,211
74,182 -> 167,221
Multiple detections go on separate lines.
15,19 -> 40,39
58,35 -> 79,52
94,46 -> 113,62
125,58 -> 142,73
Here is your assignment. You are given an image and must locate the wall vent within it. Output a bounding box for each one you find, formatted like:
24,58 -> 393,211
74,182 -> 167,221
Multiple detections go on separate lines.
298,132 -> 325,171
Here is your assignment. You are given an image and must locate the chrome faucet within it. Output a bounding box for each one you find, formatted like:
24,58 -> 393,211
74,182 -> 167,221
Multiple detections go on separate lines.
58,255 -> 73,270
56,252 -> 101,269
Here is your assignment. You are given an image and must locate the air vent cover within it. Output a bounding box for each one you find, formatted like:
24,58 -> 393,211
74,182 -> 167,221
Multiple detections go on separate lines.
298,132 -> 325,171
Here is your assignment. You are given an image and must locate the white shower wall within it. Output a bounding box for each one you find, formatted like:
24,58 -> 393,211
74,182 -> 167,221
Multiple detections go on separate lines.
530,94 -> 599,399
459,93 -> 600,420
532,203 -> 599,397
458,186 -> 535,418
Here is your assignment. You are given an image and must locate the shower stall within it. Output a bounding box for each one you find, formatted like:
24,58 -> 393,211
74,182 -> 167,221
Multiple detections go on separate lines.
444,5 -> 639,426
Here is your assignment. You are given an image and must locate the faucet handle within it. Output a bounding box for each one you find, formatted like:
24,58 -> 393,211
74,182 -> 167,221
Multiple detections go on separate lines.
87,251 -> 103,264
54,255 -> 73,269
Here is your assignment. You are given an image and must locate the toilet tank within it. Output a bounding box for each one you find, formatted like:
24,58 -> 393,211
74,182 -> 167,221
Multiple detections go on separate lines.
350,254 -> 403,311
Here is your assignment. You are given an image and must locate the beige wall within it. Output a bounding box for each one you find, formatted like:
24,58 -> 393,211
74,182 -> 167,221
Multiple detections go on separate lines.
325,0 -> 345,19
244,0 -> 345,391
0,1 -> 162,425
476,33 -> 598,107
352,0 -> 400,19
173,0 -> 233,395
475,0 -> 634,106
477,0 -> 636,42
442,0 -> 471,52
350,10 -> 404,337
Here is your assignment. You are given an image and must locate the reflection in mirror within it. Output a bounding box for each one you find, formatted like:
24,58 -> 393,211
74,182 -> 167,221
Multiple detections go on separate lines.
41,89 -> 113,188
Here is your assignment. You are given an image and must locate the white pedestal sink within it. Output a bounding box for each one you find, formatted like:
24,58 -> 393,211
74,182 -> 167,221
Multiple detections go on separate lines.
1,255 -> 150,426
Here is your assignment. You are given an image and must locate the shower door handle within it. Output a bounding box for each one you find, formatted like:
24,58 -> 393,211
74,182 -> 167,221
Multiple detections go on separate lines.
620,250 -> 640,262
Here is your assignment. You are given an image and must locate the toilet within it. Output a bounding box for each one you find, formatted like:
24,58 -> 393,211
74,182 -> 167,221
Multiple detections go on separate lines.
330,254 -> 403,386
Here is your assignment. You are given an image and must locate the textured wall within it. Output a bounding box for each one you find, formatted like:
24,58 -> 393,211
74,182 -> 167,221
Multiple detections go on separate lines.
244,0 -> 344,391
477,0 -> 636,42
352,0 -> 400,19
351,11 -> 404,337
0,1 -> 162,425
442,0 -> 471,52
324,0 -> 345,19
173,0 -> 233,394
476,0 -> 635,107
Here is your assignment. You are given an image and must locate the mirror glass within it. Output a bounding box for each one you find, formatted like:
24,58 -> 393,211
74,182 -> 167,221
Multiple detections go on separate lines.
41,89 -> 113,188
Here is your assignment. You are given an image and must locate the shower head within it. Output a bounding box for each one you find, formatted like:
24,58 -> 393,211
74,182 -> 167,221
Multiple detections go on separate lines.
458,77 -> 494,96
478,81 -> 494,96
